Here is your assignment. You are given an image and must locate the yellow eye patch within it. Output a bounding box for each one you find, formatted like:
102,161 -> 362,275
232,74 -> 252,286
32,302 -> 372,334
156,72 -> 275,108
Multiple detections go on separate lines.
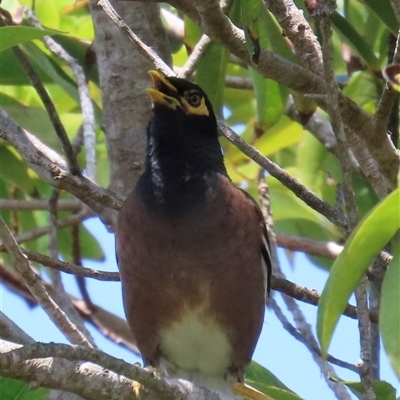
180,96 -> 209,116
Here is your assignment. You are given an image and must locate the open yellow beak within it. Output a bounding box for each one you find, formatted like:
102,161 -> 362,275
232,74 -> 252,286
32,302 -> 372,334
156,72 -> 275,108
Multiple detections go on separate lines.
146,70 -> 181,109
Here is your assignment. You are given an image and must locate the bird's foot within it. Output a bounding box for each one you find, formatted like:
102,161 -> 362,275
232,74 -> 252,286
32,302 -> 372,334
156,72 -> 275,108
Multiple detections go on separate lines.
131,365 -> 161,399
232,382 -> 276,400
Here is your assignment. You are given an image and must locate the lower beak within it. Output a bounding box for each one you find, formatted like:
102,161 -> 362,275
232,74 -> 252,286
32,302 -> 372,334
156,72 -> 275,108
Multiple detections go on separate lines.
146,70 -> 181,109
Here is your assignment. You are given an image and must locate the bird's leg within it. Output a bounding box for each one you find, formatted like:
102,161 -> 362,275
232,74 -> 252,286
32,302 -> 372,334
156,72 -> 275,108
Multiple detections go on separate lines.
232,382 -> 276,400
132,364 -> 161,399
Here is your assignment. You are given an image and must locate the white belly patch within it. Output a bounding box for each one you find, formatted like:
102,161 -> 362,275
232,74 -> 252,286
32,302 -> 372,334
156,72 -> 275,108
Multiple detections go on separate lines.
159,305 -> 231,379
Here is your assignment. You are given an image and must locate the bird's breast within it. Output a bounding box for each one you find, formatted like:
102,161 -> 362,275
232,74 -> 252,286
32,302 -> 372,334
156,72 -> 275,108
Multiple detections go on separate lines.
159,292 -> 231,379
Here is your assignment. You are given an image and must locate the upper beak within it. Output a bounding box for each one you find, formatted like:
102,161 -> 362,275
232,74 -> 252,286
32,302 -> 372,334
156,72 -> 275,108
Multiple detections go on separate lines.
146,70 -> 180,109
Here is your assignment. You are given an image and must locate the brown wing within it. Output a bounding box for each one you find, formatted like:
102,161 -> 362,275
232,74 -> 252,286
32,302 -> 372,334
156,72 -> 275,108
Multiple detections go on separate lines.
240,188 -> 272,296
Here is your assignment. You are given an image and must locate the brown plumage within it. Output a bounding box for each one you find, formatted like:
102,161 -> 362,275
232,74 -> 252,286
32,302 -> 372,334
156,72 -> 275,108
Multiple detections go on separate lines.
115,71 -> 272,398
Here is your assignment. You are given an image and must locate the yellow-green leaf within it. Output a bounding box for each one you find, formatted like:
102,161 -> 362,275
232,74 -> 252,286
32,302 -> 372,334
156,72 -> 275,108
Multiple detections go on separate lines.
380,234 -> 400,378
317,188 -> 400,357
0,26 -> 64,52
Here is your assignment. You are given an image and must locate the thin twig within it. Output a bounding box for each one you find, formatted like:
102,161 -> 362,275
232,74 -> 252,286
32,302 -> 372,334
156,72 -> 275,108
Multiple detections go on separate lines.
0,265 -> 139,355
355,278 -> 375,400
318,10 -> 358,231
0,199 -> 82,211
96,0 -> 171,75
368,258 -> 383,379
1,241 -> 378,324
282,292 -> 351,399
276,234 -> 343,259
0,311 -> 35,345
374,31 -> 400,149
258,172 -> 351,399
96,0 -> 350,231
47,192 -> 97,347
0,109 -> 121,225
219,119 -> 349,229
0,18 -> 81,177
0,209 -> 93,249
317,7 -> 375,398
344,128 -> 391,199
19,248 -> 120,281
189,0 -> 399,186
268,298 -> 358,373
24,7 -> 97,181
0,217 -> 93,347
178,34 -> 213,80
72,223 -> 96,310
270,276 -> 378,324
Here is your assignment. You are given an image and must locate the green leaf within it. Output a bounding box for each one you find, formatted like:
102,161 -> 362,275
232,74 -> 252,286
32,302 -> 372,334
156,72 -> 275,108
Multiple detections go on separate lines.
332,12 -> 381,72
58,222 -> 105,262
317,188 -> 400,357
266,174 -> 338,242
0,48 -> 51,85
0,376 -> 49,400
380,232 -> 400,378
0,178 -> 10,225
183,15 -> 202,50
21,42 -> 79,103
248,70 -> 288,133
258,6 -> 296,62
0,26 -> 64,52
343,71 -> 378,115
296,129 -> 333,198
246,361 -> 305,400
362,0 -> 398,35
0,94 -> 59,149
260,7 -> 316,120
51,35 -> 99,84
329,375 -> 397,400
246,361 -> 292,390
256,116 -> 303,156
0,145 -> 39,195
240,0 -> 262,63
196,43 -> 229,116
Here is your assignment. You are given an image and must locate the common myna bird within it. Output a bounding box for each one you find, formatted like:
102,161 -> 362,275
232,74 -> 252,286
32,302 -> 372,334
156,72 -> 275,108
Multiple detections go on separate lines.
116,70 -> 273,400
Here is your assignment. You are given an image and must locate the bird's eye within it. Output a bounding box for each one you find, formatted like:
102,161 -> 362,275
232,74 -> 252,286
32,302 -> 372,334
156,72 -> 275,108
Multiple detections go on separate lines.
185,91 -> 202,107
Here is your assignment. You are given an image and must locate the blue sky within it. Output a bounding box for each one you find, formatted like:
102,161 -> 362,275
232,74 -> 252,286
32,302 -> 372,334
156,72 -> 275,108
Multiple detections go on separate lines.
1,217 -> 398,400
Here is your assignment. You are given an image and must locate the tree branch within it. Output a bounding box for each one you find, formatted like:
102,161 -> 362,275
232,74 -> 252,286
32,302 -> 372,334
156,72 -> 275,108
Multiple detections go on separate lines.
0,108 -> 120,227
0,339 -> 138,400
263,0 -> 323,74
22,248 -> 120,281
24,7 -> 97,181
188,0 -> 400,186
0,265 -> 139,355
0,317 -> 85,400
268,298 -> 358,373
178,34 -> 213,80
0,341 -> 225,400
0,17 -> 82,177
0,217 -> 93,347
0,199 -> 83,211
218,119 -> 349,229
276,234 -> 343,259
1,209 -> 93,248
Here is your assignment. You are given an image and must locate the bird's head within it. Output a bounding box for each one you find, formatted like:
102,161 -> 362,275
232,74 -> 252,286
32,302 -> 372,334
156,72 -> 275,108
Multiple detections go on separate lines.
143,70 -> 226,201
146,71 -> 217,138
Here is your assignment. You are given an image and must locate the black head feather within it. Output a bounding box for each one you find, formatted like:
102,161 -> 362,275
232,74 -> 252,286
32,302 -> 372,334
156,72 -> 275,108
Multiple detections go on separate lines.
138,75 -> 227,216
